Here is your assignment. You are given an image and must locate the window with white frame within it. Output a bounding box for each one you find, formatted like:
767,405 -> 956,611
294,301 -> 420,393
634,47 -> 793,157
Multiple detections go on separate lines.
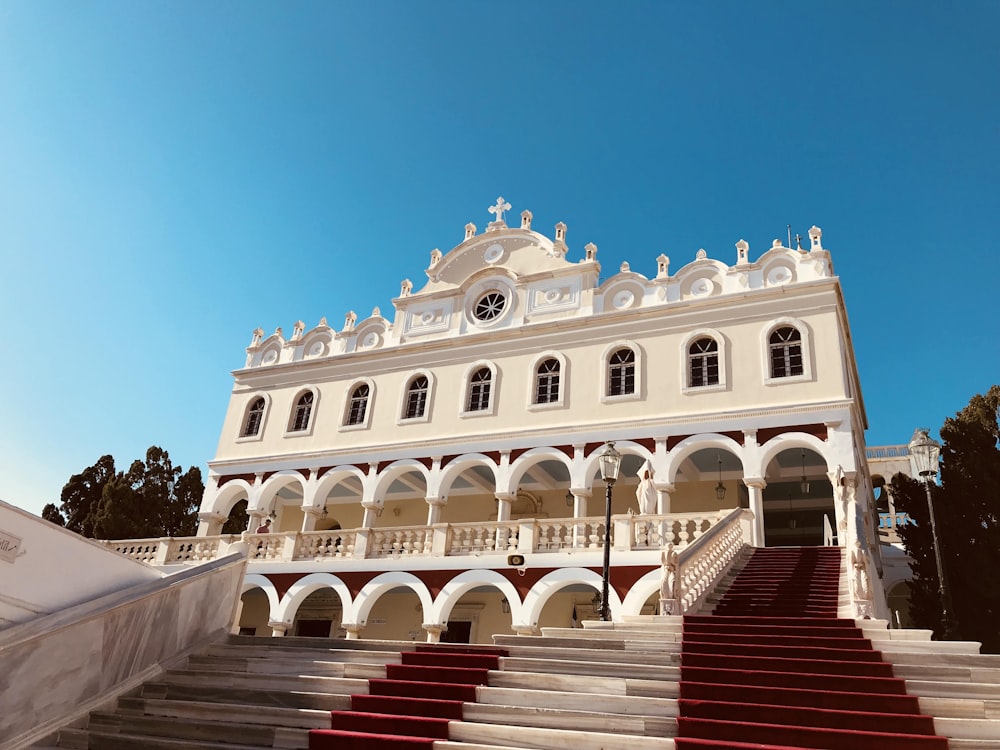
290,391 -> 314,432
467,367 -> 492,412
404,376 -> 429,419
769,327 -> 804,378
534,358 -> 560,404
608,348 -> 636,396
688,338 -> 719,388
346,384 -> 369,426
241,397 -> 266,437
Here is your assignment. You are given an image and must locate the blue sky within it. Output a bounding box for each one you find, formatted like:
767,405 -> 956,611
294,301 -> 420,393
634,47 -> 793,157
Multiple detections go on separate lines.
1,2 -> 997,518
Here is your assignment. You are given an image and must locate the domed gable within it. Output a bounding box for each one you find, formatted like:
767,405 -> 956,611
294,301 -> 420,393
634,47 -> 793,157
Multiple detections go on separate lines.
410,227 -> 587,298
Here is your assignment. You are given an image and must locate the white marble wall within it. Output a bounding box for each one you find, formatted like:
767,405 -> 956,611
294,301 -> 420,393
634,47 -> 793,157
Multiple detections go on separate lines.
0,500 -> 164,629
0,549 -> 247,748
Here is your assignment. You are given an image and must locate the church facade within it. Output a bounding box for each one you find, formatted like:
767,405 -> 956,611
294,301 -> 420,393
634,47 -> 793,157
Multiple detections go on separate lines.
190,199 -> 882,643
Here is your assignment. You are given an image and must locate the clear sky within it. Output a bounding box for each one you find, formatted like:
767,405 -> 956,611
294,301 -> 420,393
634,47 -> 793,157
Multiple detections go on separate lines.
1,2 -> 998,518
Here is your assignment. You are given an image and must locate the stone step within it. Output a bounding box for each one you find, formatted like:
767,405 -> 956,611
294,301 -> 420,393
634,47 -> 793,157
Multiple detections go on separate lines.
447,720 -> 674,749
919,695 -> 1000,720
462,702 -> 672,737
499,643 -> 680,666
158,667 -> 375,693
83,711 -> 300,747
140,679 -> 358,711
494,634 -> 680,652
500,656 -> 676,681
477,686 -> 676,718
894,664 -> 1000,684
115,696 -> 331,729
485,669 -> 677,699
935,716 -> 1000,741
907,679 -> 1000,701
186,654 -> 394,676
55,727 -> 289,750
203,643 -> 404,664
883,651 -> 1000,668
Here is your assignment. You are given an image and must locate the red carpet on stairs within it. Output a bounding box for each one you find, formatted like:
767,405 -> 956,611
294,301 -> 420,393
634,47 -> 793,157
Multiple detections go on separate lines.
674,546 -> 948,750
309,645 -> 507,749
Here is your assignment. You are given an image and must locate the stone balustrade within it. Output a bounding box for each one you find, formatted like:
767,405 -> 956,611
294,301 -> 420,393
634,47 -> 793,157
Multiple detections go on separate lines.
102,511 -> 723,566
675,508 -> 754,613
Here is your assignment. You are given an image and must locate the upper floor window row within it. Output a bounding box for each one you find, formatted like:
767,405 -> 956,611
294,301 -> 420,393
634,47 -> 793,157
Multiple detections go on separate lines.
237,323 -> 809,438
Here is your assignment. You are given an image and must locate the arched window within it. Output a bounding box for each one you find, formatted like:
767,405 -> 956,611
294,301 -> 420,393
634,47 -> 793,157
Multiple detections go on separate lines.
608,348 -> 636,396
535,358 -> 560,404
241,397 -> 265,437
290,392 -> 314,432
688,338 -> 719,388
404,376 -> 429,419
346,384 -> 369,426
467,367 -> 492,412
769,327 -> 803,378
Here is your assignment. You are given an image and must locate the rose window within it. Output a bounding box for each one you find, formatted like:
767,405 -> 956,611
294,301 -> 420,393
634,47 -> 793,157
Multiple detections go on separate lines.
473,291 -> 507,322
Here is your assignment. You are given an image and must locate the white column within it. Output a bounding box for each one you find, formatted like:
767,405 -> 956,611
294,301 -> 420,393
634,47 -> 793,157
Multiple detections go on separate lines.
423,624 -> 444,643
496,492 -> 515,522
743,478 -> 767,547
301,505 -> 323,532
569,489 -> 591,548
426,497 -> 447,526
198,511 -> 227,537
361,502 -> 381,528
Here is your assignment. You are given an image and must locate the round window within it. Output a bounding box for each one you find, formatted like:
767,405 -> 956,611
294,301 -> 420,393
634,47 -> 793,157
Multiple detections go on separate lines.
473,291 -> 507,322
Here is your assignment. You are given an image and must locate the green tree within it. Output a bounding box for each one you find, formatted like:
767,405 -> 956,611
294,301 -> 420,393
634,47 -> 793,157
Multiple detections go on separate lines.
166,466 -> 204,537
895,385 -> 1000,652
92,472 -> 150,540
41,503 -> 65,526
58,454 -> 116,537
53,447 -> 203,540
222,498 -> 249,534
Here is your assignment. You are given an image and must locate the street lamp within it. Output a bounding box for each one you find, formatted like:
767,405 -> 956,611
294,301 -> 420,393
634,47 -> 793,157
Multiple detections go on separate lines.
908,428 -> 955,638
598,441 -> 622,621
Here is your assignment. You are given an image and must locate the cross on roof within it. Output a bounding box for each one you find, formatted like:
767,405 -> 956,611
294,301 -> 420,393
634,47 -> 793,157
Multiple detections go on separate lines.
488,196 -> 511,224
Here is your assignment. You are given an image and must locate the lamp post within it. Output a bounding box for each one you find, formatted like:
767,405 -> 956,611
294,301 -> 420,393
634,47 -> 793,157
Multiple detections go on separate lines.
907,428 -> 955,639
597,441 -> 622,621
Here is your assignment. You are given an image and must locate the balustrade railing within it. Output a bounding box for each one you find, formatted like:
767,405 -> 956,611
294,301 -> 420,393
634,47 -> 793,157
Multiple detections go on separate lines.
668,508 -> 753,615
369,527 -> 432,558
102,511 -> 725,566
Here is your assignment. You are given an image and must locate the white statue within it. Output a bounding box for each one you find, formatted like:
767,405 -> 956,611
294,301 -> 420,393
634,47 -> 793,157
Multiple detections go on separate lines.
635,460 -> 657,515
659,543 -> 680,615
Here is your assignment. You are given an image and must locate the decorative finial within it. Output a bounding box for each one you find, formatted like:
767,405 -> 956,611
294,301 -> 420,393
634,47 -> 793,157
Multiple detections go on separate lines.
521,210 -> 533,230
343,311 -> 356,331
250,328 -> 264,347
808,226 -> 823,251
430,248 -> 442,265
292,320 -> 305,340
318,317 -> 328,328
488,196 -> 512,225
656,254 -> 669,278
584,242 -> 598,261
372,306 -> 381,318
620,261 -> 630,273
735,239 -> 749,265
400,279 -> 413,297
696,248 -> 707,260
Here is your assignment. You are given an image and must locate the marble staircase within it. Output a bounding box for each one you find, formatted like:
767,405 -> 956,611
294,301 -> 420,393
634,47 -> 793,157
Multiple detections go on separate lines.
30,552 -> 1000,750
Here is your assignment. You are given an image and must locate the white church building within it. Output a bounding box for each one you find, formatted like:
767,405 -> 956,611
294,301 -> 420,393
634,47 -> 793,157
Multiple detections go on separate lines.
127,199 -> 886,643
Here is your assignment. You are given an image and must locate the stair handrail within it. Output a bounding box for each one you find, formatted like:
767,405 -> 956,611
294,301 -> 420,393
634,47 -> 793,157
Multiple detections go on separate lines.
663,507 -> 753,615
823,513 -> 837,546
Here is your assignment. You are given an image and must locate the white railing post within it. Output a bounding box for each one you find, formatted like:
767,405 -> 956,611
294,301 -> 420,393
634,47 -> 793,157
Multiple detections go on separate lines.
517,521 -> 537,553
153,538 -> 171,565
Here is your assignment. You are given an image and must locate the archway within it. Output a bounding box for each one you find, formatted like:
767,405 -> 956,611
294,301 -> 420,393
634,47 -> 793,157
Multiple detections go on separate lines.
291,588 -> 344,638
761,447 -> 832,547
237,588 -> 271,637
